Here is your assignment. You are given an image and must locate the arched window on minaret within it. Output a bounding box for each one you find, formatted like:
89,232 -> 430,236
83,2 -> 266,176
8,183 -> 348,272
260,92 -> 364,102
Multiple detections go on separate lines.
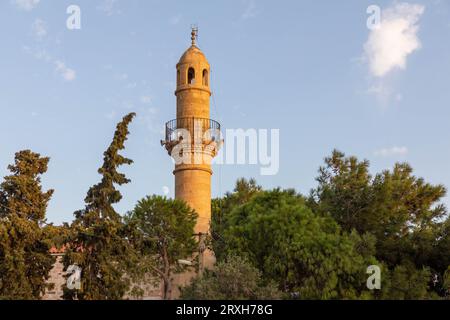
202,69 -> 208,86
188,67 -> 195,85
177,70 -> 181,86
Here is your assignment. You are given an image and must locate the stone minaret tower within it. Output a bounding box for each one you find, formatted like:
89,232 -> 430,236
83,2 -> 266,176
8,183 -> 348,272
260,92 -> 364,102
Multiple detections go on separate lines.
162,28 -> 221,272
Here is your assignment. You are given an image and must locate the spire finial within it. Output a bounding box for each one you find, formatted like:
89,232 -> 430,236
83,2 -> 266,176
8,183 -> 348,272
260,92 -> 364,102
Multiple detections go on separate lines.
191,25 -> 198,46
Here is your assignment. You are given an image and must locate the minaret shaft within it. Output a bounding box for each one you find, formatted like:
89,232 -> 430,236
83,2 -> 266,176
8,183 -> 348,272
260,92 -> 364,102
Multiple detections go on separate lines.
174,87 -> 213,235
174,49 -> 213,235
175,167 -> 212,234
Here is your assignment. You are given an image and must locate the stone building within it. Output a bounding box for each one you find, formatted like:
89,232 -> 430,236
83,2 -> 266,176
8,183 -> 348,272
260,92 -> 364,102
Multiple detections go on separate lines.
42,247 -> 66,300
43,246 -> 164,300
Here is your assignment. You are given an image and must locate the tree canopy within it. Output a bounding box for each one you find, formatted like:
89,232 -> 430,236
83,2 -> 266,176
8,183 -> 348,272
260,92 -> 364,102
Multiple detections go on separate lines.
63,113 -> 140,300
126,195 -> 198,300
214,187 -> 378,299
211,149 -> 450,299
181,254 -> 282,300
311,150 -> 449,296
1,133 -> 449,300
0,150 -> 55,299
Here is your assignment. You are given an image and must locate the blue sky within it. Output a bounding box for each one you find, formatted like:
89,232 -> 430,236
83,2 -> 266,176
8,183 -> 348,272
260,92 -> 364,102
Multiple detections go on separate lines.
0,0 -> 450,224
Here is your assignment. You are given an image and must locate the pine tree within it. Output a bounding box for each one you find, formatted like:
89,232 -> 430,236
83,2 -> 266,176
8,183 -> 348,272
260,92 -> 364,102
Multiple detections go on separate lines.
0,150 -> 55,299
217,188 -> 378,299
211,178 -> 262,261
312,150 -> 450,298
126,195 -> 198,300
63,113 -> 139,300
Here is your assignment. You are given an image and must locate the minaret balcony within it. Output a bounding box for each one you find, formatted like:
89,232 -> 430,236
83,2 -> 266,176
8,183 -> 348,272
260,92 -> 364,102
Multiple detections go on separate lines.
162,117 -> 222,155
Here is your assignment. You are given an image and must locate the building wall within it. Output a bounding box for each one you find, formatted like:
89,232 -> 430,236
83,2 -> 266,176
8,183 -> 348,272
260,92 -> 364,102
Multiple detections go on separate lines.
43,254 -> 164,300
42,254 -> 66,300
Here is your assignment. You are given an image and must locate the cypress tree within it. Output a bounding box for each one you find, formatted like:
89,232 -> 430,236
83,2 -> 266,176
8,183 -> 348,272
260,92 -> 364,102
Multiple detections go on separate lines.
0,150 -> 55,299
63,113 -> 139,300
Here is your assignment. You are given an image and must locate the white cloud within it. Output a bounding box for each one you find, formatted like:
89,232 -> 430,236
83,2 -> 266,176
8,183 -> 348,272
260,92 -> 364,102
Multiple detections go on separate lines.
54,60 -> 76,81
364,3 -> 425,77
32,19 -> 47,40
23,46 -> 50,62
12,0 -> 40,11
23,46 -> 76,82
374,146 -> 409,157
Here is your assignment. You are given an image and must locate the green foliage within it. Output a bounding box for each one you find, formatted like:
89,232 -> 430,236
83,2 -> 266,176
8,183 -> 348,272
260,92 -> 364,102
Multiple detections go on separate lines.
0,150 -> 55,299
434,219 -> 450,275
215,149 -> 450,299
311,150 -> 450,298
311,150 -> 374,232
444,266 -> 450,298
212,178 -> 262,261
312,150 -> 448,268
43,223 -> 71,249
381,262 -> 433,300
126,195 -> 198,299
63,113 -> 139,300
216,187 -> 377,299
180,254 -> 282,300
1,140 -> 448,301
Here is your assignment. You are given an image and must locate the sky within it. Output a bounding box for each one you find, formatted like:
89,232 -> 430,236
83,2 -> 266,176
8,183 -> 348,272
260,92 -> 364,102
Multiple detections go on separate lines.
0,0 -> 450,224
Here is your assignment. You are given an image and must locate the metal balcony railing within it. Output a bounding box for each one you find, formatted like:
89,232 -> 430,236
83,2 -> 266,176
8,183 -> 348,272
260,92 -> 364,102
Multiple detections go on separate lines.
165,117 -> 221,144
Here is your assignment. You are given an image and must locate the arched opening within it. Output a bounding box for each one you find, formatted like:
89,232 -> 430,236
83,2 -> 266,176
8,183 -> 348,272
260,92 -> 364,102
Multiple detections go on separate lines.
188,67 -> 195,85
177,70 -> 180,86
202,69 -> 208,86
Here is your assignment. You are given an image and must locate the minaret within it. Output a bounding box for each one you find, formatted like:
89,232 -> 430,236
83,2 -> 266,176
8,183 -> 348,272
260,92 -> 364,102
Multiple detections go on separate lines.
162,28 -> 221,272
